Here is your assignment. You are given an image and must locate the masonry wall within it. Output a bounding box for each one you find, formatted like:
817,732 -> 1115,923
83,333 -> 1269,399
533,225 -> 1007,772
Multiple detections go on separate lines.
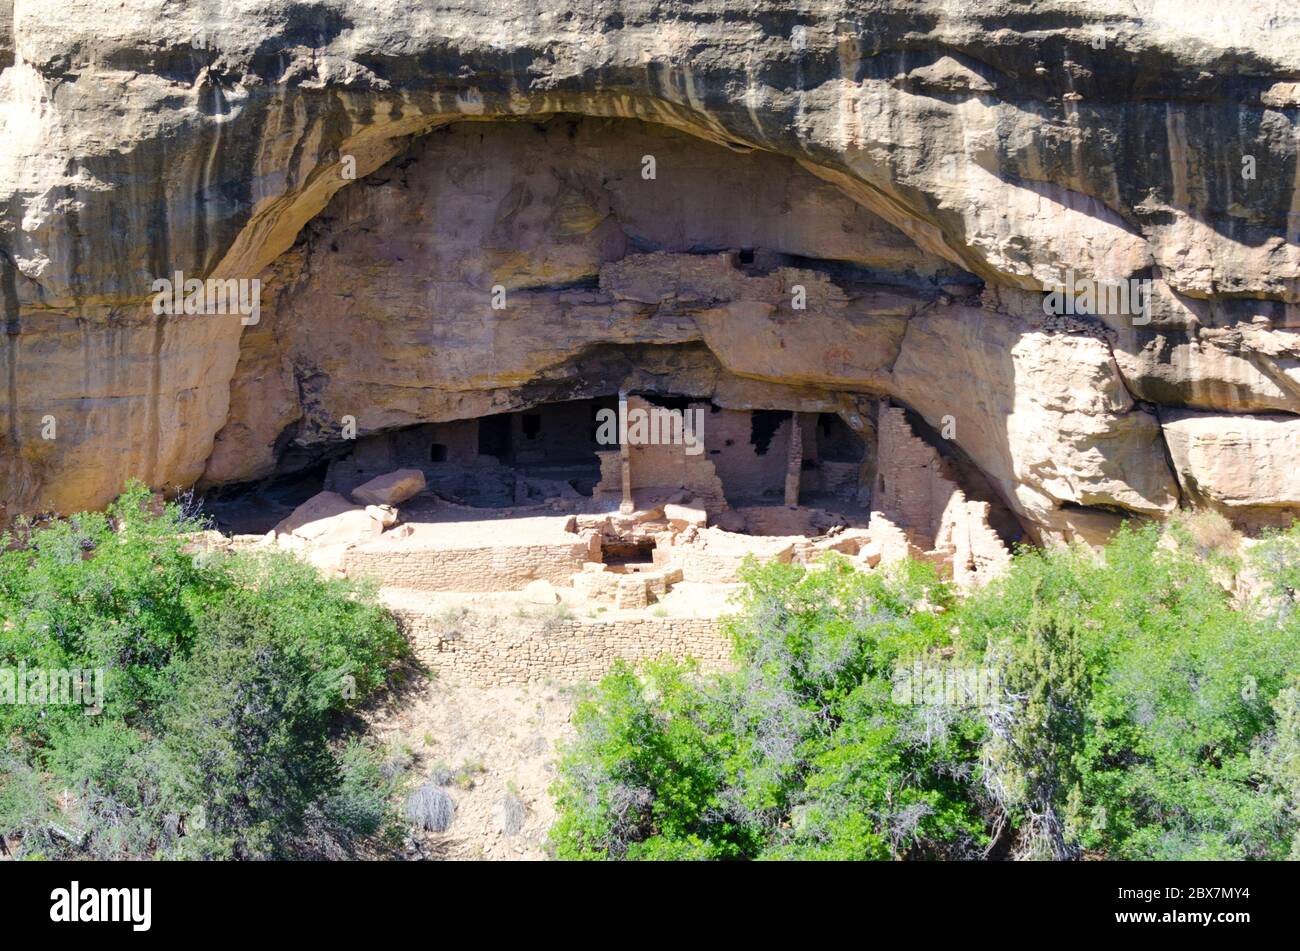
705,408 -> 794,502
667,548 -> 762,583
871,405 -> 953,544
869,404 -> 1011,585
935,492 -> 1013,589
510,400 -> 604,464
660,534 -> 797,582
593,397 -> 728,508
392,608 -> 733,685
344,540 -> 591,591
805,459 -> 862,498
426,419 -> 481,463
327,420 -> 484,493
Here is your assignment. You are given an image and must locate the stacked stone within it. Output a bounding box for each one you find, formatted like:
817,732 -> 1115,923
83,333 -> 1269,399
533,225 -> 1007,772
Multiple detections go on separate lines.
390,607 -> 733,686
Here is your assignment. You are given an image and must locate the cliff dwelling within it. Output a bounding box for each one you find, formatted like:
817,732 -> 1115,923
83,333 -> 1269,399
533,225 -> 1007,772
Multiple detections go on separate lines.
296,397 -> 874,513
8,110 -> 1059,683
8,7 -> 1300,687
170,114 -> 1029,674
202,389 -> 1018,687
6,0 -> 1300,870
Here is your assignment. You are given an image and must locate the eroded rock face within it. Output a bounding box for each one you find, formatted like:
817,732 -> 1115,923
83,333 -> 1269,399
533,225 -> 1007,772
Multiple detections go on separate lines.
1162,410 -> 1300,530
206,117 -> 947,484
2,2 -> 1300,537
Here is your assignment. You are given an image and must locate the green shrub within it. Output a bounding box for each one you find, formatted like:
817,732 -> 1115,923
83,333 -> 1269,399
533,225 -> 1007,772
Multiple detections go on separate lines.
550,556 -> 985,860
959,524 -> 1300,860
552,525 -> 1300,861
0,481 -> 408,860
159,597 -> 343,859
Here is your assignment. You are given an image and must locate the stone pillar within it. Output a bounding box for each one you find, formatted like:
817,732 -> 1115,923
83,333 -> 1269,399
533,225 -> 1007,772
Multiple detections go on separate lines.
618,390 -> 634,514
784,412 -> 804,507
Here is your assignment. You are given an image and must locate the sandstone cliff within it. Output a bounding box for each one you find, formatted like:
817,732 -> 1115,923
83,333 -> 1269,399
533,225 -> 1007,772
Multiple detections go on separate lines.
2,1 -> 1300,541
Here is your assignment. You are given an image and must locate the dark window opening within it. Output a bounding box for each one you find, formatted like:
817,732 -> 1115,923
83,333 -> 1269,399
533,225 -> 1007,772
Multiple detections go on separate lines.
816,412 -> 865,463
521,413 -> 542,439
750,410 -> 790,456
636,393 -> 694,412
430,443 -> 448,463
737,248 -> 755,264
604,538 -> 657,568
478,413 -> 512,461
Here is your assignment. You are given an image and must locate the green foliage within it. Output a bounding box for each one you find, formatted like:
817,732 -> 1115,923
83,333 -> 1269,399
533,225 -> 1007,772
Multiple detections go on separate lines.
0,481 -> 409,859
0,489 -> 215,733
978,606 -> 1090,860
159,598 -> 341,859
324,740 -> 406,844
553,524 -> 1300,861
1252,683 -> 1300,860
551,657 -> 745,860
551,556 -> 986,860
961,524 -> 1300,860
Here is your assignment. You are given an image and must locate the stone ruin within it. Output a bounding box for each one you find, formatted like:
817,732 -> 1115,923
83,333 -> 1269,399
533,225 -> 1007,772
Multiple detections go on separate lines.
205,398 -> 1013,685
18,3 -> 1296,681
867,407 -> 1012,589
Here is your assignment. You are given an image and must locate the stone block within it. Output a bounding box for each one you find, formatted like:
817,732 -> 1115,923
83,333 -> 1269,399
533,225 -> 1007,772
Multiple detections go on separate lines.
351,468 -> 427,506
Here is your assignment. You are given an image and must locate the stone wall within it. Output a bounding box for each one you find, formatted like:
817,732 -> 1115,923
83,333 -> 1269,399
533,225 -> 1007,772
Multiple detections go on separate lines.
869,404 -> 1011,585
706,408 -> 794,502
656,528 -> 797,582
572,564 -> 683,608
391,604 -> 732,686
934,492 -> 1013,589
509,401 -> 603,465
326,421 -> 486,493
592,397 -> 730,509
344,523 -> 596,592
426,420 -> 482,465
871,405 -> 953,546
807,460 -> 863,499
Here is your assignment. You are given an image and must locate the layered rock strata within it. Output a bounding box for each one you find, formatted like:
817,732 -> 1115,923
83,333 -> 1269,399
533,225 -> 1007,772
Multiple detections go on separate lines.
3,3 -> 1300,541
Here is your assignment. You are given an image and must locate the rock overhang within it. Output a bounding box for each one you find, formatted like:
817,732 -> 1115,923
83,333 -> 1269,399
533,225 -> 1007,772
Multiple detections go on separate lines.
2,2 -> 1299,536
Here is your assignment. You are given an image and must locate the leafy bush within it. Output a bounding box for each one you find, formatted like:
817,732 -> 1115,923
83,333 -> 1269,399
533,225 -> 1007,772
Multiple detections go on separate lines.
0,482 -> 409,859
159,597 -> 344,859
959,524 -> 1300,859
552,522 -> 1300,861
550,557 -> 986,860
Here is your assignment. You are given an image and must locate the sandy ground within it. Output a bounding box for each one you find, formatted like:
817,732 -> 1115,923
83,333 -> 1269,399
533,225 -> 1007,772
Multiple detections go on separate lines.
364,675 -> 580,860
358,580 -> 738,861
